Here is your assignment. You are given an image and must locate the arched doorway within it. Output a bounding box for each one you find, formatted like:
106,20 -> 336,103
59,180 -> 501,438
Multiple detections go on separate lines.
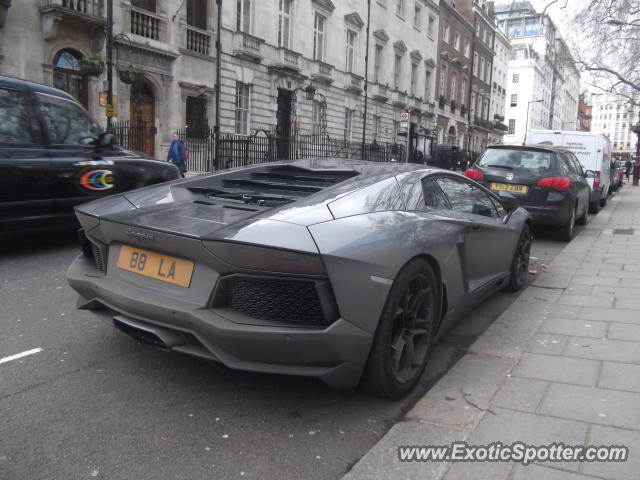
447,125 -> 457,145
130,82 -> 155,156
52,49 -> 88,108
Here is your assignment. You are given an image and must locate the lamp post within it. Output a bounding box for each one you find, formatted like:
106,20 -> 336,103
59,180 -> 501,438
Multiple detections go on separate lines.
523,99 -> 543,145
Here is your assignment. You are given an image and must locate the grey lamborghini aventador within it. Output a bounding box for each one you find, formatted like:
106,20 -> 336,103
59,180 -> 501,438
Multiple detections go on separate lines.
67,158 -> 532,398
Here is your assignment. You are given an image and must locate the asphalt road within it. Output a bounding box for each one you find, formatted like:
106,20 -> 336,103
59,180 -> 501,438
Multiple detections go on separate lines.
0,225 -> 573,480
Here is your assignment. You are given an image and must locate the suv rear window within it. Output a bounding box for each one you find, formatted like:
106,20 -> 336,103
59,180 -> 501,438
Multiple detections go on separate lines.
477,148 -> 557,173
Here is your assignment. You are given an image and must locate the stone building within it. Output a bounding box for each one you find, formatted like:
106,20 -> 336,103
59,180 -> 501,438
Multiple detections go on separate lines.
591,93 -> 639,158
494,1 -> 580,144
488,21 -> 510,145
1,0 -> 442,165
434,0 -> 473,148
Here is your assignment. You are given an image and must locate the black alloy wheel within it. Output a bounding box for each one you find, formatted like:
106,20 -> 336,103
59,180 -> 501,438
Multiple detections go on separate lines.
506,225 -> 532,292
363,259 -> 439,399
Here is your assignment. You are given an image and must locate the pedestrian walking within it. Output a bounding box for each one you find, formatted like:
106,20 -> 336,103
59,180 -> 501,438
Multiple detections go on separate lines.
625,159 -> 632,181
167,133 -> 187,178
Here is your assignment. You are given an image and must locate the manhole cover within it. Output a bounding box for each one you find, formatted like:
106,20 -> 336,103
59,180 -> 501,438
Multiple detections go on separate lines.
613,228 -> 635,235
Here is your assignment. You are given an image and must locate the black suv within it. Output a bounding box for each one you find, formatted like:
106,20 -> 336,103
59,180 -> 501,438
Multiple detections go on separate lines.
0,75 -> 180,235
465,144 -> 591,241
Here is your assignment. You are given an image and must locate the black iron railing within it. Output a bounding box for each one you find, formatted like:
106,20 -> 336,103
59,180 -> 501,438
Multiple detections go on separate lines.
109,120 -> 154,155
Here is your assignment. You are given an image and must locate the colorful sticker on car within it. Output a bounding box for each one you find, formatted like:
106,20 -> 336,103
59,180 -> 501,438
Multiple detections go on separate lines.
79,169 -> 115,191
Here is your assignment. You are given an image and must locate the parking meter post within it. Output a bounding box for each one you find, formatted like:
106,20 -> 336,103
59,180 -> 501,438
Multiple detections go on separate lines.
106,0 -> 113,129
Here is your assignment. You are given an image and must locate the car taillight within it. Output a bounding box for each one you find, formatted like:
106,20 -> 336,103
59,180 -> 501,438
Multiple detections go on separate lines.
204,241 -> 327,276
464,169 -> 484,181
537,176 -> 570,191
593,170 -> 601,189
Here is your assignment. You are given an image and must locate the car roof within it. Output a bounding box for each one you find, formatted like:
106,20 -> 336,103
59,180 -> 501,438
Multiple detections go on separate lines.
0,75 -> 78,102
485,143 -> 567,154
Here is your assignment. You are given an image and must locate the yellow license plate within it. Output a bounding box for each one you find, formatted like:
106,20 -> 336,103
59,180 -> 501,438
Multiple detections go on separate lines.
490,183 -> 529,194
117,245 -> 194,288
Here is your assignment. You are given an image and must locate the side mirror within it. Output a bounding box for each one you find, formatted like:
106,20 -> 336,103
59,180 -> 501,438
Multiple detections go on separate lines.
498,191 -> 519,213
584,169 -> 595,178
98,133 -> 115,148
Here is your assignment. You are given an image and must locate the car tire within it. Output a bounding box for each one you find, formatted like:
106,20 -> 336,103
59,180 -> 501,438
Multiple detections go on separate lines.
600,194 -> 608,207
576,202 -> 588,226
506,225 -> 532,292
362,259 -> 439,399
558,206 -> 576,242
589,200 -> 600,214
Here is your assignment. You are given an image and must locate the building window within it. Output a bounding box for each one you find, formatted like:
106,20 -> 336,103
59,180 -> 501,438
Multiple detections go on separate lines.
479,57 -> 485,82
186,96 -> 207,137
236,0 -> 252,33
373,115 -> 380,139
410,63 -> 418,95
278,0 -> 292,48
484,98 -> 489,120
453,33 -> 460,51
235,82 -> 250,135
443,24 -> 450,43
187,0 -> 206,29
132,0 -> 156,12
396,0 -> 405,17
510,94 -> 517,107
312,100 -> 322,134
427,15 -> 435,38
413,4 -> 421,29
439,64 -> 446,97
394,54 -> 402,90
346,29 -> 357,73
313,13 -> 326,61
344,108 -> 353,141
473,52 -> 479,76
460,78 -> 466,106
52,49 -> 88,108
464,41 -> 470,58
424,70 -> 432,101
508,119 -> 516,134
374,44 -> 383,83
512,73 -> 519,83
450,74 -> 456,103
485,61 -> 491,84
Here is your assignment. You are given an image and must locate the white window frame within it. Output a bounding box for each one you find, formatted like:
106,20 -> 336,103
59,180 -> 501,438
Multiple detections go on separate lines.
427,15 -> 435,38
374,44 -> 383,83
450,73 -> 456,103
460,78 -> 466,106
235,82 -> 250,135
346,29 -> 357,73
396,0 -> 405,17
394,54 -> 402,90
277,0 -> 292,49
410,62 -> 418,95
439,64 -> 446,98
512,73 -> 519,83
344,108 -> 354,141
236,0 -> 252,33
443,24 -> 450,43
464,41 -> 470,58
473,52 -> 479,76
479,57 -> 485,81
510,94 -> 517,107
485,61 -> 491,84
424,69 -> 432,102
508,118 -> 516,134
413,4 -> 422,29
453,32 -> 460,51
313,12 -> 326,61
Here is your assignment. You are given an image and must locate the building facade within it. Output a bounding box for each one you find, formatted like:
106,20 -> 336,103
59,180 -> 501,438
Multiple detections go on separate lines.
1,0 -> 442,166
488,19 -> 510,145
578,91 -> 592,132
434,0 -> 473,148
494,1 -> 579,144
591,93 -> 639,159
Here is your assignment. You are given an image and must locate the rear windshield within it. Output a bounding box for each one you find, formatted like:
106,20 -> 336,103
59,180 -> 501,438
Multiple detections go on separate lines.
477,149 -> 557,173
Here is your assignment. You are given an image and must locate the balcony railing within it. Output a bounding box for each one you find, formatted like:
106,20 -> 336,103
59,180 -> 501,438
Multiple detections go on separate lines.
45,0 -> 105,18
372,83 -> 389,101
391,90 -> 407,106
131,7 -> 160,40
232,31 -> 264,61
310,61 -> 333,83
185,26 -> 211,56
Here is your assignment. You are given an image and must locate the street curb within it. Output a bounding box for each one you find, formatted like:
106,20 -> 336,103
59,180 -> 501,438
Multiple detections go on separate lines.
342,189 -> 627,480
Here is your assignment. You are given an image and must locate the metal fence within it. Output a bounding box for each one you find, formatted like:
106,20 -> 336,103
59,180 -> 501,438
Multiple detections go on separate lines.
109,120 -> 154,156
176,127 -> 406,173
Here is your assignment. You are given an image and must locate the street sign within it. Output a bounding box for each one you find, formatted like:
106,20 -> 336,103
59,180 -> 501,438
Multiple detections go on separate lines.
400,121 -> 408,129
400,112 -> 409,121
99,92 -> 117,107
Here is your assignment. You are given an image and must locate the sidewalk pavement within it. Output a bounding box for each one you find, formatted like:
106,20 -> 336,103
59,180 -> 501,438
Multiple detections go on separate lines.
344,183 -> 640,480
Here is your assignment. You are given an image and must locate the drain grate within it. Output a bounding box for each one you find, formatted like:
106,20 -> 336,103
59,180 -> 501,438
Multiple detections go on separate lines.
613,228 -> 635,235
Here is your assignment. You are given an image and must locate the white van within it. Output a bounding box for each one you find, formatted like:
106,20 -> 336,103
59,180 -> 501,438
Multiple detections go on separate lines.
525,130 -> 612,213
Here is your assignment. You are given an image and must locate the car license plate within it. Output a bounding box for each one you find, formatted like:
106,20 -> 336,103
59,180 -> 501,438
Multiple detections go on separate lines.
490,182 -> 529,194
117,245 -> 194,288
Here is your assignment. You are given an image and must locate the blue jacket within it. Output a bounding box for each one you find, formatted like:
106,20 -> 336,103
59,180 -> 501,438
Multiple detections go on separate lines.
167,139 -> 185,165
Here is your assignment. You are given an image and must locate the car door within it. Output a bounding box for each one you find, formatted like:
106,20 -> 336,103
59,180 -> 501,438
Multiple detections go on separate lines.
34,91 -> 108,212
435,176 -> 516,293
0,84 -> 56,232
566,152 -> 590,215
